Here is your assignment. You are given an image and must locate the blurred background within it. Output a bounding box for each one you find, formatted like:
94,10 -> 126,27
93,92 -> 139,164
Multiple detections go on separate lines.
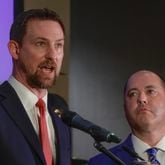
1,0 -> 165,163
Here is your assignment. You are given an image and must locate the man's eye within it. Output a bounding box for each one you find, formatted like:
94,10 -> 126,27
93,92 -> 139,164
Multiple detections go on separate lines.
36,41 -> 46,46
128,91 -> 138,98
147,89 -> 157,95
55,43 -> 63,48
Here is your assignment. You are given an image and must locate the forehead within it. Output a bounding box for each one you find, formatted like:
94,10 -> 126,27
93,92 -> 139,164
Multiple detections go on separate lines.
25,19 -> 64,38
126,71 -> 163,92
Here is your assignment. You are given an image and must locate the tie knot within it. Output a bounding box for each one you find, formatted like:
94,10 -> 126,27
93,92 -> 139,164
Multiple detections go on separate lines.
146,147 -> 158,156
146,147 -> 160,165
36,98 -> 46,114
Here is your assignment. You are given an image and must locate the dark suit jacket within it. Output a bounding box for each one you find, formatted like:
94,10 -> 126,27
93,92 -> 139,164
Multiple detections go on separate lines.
88,134 -> 138,165
0,81 -> 71,165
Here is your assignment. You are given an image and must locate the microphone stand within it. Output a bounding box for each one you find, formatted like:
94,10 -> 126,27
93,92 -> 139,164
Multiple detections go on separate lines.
93,141 -> 126,165
122,146 -> 145,161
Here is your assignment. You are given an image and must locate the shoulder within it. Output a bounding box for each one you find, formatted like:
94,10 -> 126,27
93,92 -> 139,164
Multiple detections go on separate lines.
88,135 -> 134,165
88,151 -> 114,164
48,93 -> 68,110
0,81 -> 12,92
48,93 -> 67,105
0,81 -> 16,101
88,143 -> 123,165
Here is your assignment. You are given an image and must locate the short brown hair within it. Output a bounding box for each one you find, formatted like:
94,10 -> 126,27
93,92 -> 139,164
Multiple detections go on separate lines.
10,8 -> 65,45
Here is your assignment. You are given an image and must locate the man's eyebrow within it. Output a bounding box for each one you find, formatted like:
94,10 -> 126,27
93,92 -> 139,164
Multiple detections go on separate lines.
34,37 -> 64,41
127,88 -> 138,94
56,38 -> 65,42
34,37 -> 48,41
127,85 -> 156,93
145,85 -> 156,89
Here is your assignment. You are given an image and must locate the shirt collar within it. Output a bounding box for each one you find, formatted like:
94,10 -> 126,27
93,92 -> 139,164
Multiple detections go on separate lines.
132,134 -> 165,154
8,76 -> 48,111
156,136 -> 165,152
132,134 -> 150,155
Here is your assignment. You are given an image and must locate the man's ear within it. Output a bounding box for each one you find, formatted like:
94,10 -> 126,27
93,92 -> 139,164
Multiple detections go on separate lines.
8,40 -> 20,59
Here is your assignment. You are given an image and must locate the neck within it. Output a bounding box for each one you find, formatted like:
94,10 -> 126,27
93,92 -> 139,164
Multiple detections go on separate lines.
12,74 -> 47,99
133,130 -> 164,147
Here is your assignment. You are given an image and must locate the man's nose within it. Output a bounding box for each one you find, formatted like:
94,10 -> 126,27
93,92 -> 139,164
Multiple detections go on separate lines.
137,92 -> 148,105
46,46 -> 58,61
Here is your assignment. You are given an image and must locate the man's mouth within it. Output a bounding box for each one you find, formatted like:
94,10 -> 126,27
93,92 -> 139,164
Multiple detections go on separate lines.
41,65 -> 55,71
139,108 -> 147,112
39,62 -> 56,72
137,106 -> 151,113
38,65 -> 55,74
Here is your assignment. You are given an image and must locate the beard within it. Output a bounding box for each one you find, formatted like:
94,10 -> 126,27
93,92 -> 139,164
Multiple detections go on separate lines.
19,58 -> 58,89
27,70 -> 56,89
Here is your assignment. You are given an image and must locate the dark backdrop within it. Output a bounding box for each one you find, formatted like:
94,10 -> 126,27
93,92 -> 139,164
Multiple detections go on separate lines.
14,0 -> 24,18
70,0 -> 165,160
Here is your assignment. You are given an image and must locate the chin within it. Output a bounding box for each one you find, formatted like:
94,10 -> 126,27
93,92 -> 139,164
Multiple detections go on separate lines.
42,80 -> 55,88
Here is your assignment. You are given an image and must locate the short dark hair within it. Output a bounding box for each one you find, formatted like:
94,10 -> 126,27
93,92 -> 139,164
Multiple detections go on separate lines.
10,8 -> 65,45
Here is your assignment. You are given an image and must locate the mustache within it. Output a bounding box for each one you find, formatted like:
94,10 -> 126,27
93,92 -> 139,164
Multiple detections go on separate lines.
38,59 -> 56,69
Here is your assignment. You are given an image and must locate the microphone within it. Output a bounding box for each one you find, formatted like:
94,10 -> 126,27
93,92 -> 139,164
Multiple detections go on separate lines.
54,109 -> 121,143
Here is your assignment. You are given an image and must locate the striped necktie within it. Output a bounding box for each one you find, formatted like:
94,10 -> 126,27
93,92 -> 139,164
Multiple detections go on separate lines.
146,148 -> 160,165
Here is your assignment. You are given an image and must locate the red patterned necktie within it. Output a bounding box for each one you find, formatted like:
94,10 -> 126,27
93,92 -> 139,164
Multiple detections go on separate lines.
36,98 -> 53,165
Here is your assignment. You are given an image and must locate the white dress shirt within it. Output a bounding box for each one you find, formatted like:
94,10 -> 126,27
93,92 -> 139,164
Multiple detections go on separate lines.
8,76 -> 56,161
132,134 -> 165,164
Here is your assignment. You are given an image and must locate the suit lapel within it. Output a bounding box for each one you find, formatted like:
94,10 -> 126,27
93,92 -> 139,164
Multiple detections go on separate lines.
0,82 -> 45,163
48,93 -> 70,165
121,134 -> 137,162
47,94 -> 61,164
